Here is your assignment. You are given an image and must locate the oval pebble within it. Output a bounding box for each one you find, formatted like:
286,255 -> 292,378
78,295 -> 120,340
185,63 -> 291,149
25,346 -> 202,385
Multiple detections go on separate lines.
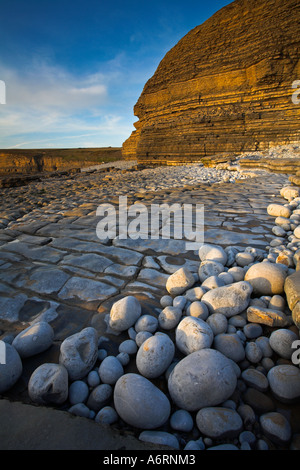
245,341 -> 263,363
114,373 -> 171,429
213,333 -> 245,363
68,380 -> 89,405
118,339 -> 138,355
259,412 -> 292,445
87,383 -> 112,411
269,329 -> 298,359
87,370 -> 101,388
98,356 -> 124,384
186,301 -> 209,320
206,313 -> 228,335
134,315 -> 158,334
95,406 -> 118,425
170,409 -> 194,432
136,333 -> 175,378
108,296 -> 142,332
175,316 -> 214,355
158,306 -> 182,330
241,368 -> 269,392
196,407 -> 243,439
12,321 -> 54,358
267,364 -> 300,403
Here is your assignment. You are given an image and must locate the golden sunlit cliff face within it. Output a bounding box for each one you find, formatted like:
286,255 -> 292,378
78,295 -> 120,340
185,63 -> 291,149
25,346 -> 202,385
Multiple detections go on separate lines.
122,0 -> 300,163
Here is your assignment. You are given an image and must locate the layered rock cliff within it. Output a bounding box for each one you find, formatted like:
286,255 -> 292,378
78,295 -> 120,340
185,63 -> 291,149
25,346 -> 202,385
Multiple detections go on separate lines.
122,0 -> 300,164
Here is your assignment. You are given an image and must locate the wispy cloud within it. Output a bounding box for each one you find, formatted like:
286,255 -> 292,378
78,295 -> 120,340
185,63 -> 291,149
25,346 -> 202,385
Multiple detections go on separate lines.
0,57 -> 137,148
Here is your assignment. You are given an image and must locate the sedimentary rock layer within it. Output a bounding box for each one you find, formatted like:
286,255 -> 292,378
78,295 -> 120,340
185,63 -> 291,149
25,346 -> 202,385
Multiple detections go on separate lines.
122,0 -> 300,164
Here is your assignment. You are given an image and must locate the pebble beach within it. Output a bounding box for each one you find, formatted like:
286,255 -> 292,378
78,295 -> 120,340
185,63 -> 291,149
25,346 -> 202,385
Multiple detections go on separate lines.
0,145 -> 300,451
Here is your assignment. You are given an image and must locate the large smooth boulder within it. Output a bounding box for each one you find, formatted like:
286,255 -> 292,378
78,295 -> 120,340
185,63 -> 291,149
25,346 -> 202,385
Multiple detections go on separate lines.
12,321 -> 54,358
114,373 -> 171,429
201,281 -> 252,317
245,262 -> 287,295
168,349 -> 237,411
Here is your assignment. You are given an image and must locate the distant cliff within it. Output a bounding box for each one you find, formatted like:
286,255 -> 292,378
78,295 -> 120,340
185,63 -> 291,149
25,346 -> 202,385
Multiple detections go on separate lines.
0,148 -> 122,175
122,0 -> 300,164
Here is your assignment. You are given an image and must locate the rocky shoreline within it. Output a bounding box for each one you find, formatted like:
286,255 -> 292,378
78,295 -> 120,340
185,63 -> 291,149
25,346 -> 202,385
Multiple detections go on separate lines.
0,149 -> 300,451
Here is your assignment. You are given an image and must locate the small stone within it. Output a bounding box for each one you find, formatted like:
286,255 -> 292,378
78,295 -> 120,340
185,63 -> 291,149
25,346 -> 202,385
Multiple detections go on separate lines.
87,370 -> 100,388
186,301 -> 209,320
158,306 -> 182,330
268,294 -> 286,311
199,244 -> 227,265
0,343 -> 22,393
239,430 -> 256,447
267,364 -> 300,403
196,407 -> 243,439
213,333 -> 245,362
175,316 -> 214,355
135,331 -> 152,347
59,327 -> 98,381
255,336 -> 273,358
170,409 -> 194,432
118,339 -> 138,355
134,315 -> 158,334
98,349 -> 108,361
160,295 -> 173,308
243,323 -> 263,339
28,363 -> 68,405
218,272 -> 234,285
114,373 -> 171,429
166,267 -> 195,296
95,406 -> 118,425
68,380 -> 89,405
12,321 -> 54,358
243,387 -> 275,414
201,281 -> 252,317
241,368 -> 269,392
168,349 -> 237,411
198,260 -> 224,283
235,252 -> 254,267
237,404 -> 256,426
227,266 -> 245,282
98,356 -> 124,385
116,352 -> 130,366
136,333 -> 175,378
259,412 -> 292,445
267,204 -> 291,218
139,431 -> 180,450
173,295 -> 187,310
108,296 -> 141,333
294,226 -> 300,239
87,383 -> 112,411
206,313 -> 228,335
69,403 -> 91,418
184,286 -> 207,302
245,341 -> 263,363
269,329 -> 298,359
245,261 -> 287,295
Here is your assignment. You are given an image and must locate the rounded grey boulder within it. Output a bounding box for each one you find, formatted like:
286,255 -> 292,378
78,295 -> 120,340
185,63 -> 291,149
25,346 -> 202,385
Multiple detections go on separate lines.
108,296 -> 141,332
196,407 -> 243,439
201,281 -> 253,317
12,321 -> 54,358
114,373 -> 171,429
28,363 -> 68,405
168,349 -> 237,411
175,316 -> 214,355
199,244 -> 227,265
136,333 -> 175,378
0,343 -> 23,394
267,364 -> 300,403
59,327 -> 98,380
244,261 -> 287,295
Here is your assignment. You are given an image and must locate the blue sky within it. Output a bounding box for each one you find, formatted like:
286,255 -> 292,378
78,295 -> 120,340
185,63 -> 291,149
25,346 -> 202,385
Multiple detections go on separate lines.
0,0 -> 232,149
